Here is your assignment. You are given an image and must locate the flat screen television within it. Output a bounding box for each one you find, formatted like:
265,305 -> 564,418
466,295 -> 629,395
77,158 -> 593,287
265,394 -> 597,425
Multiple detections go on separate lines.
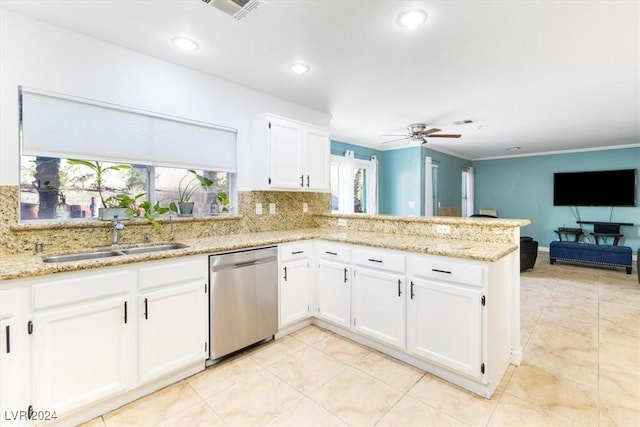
553,169 -> 637,207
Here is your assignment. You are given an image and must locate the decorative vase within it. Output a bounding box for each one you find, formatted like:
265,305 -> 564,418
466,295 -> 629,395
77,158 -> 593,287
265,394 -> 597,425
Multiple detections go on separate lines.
178,201 -> 194,217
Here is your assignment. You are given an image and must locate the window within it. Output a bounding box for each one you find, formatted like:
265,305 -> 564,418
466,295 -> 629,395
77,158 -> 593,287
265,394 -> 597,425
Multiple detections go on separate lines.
19,88 -> 236,222
330,152 -> 377,214
19,156 -> 230,221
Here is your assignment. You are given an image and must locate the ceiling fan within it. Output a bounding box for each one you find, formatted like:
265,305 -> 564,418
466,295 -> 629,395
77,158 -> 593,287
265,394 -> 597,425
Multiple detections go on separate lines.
381,123 -> 461,146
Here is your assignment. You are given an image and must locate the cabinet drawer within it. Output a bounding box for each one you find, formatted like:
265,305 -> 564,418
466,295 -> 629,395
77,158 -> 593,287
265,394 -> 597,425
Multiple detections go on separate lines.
407,256 -> 484,287
279,242 -> 312,262
138,257 -> 207,290
33,270 -> 133,310
317,242 -> 350,263
353,248 -> 405,273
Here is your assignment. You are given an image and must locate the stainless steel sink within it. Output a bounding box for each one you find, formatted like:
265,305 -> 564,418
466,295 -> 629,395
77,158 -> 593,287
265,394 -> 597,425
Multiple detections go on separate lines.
42,243 -> 189,263
43,250 -> 124,263
120,243 -> 189,255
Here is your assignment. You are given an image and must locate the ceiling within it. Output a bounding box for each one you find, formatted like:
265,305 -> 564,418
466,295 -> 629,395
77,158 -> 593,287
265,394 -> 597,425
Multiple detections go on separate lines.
2,0 -> 639,160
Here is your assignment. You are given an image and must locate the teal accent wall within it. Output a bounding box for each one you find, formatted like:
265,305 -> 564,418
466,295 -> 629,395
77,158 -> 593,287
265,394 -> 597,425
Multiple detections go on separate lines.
379,147 -> 424,216
331,140 -> 383,160
424,148 -> 473,210
474,147 -> 640,252
331,140 -> 473,216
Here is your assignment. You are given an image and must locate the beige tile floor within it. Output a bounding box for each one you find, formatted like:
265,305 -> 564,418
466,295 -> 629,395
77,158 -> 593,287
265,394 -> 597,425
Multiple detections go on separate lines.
85,256 -> 639,426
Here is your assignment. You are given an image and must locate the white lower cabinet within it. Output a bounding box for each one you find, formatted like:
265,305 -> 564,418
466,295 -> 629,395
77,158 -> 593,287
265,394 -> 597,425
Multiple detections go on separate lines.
352,266 -> 406,350
279,242 -> 312,328
1,287 -> 30,426
138,258 -> 208,383
316,259 -> 350,328
407,277 -> 483,378
3,255 -> 209,425
32,269 -> 137,418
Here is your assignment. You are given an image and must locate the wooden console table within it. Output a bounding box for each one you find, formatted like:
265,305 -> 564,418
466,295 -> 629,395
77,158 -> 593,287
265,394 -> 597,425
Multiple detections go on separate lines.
590,233 -> 623,246
554,229 -> 583,242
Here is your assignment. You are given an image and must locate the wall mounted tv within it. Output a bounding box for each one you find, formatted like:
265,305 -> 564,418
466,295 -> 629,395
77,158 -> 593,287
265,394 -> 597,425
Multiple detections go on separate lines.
553,169 -> 637,207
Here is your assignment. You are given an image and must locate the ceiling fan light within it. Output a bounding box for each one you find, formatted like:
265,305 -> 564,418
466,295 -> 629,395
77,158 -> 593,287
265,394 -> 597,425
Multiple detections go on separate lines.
409,137 -> 424,146
397,9 -> 428,28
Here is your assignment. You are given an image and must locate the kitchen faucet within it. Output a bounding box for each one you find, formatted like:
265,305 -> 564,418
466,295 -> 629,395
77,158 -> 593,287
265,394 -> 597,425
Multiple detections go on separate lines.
111,216 -> 125,246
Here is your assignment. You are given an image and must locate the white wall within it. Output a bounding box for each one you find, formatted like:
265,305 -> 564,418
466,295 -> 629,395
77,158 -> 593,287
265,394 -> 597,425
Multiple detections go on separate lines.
0,10 -> 331,190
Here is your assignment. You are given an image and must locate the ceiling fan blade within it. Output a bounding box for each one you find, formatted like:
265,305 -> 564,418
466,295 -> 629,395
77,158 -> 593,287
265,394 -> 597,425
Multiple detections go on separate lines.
381,134 -> 408,137
420,128 -> 442,136
428,134 -> 462,138
380,137 -> 409,144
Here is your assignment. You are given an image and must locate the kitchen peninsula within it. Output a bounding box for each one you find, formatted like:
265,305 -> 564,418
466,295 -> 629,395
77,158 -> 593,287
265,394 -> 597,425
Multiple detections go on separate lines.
1,187 -> 529,426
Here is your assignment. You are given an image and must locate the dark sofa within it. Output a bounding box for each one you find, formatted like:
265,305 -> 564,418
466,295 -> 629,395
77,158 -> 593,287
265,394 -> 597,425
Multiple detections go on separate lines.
520,236 -> 538,271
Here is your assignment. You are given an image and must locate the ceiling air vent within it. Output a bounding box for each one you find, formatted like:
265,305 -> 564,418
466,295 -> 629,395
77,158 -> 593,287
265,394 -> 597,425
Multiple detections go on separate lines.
201,0 -> 263,20
453,119 -> 475,126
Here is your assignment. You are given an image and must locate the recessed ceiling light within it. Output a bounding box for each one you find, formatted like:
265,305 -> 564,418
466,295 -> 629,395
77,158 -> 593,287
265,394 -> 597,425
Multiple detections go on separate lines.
171,37 -> 199,52
506,146 -> 521,151
397,9 -> 428,28
289,63 -> 310,74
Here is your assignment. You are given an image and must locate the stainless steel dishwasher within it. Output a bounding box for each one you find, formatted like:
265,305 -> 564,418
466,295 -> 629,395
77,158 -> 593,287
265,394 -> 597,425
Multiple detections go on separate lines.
208,246 -> 278,364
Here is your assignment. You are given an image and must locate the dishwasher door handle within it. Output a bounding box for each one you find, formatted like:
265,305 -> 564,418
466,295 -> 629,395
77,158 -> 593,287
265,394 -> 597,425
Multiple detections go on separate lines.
212,257 -> 277,272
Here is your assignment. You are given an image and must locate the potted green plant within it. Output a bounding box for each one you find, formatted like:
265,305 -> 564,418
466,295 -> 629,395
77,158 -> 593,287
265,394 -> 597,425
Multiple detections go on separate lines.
215,191 -> 231,214
112,193 -> 169,230
67,159 -> 131,220
169,170 -> 214,216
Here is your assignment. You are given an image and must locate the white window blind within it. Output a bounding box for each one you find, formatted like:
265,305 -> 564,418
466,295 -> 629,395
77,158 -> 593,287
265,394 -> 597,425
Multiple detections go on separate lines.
20,88 -> 237,172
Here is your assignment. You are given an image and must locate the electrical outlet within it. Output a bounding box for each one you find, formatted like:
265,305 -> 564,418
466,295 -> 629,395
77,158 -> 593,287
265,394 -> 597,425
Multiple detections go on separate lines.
408,201 -> 415,209
255,203 -> 263,215
436,224 -> 451,234
337,219 -> 347,227
269,203 -> 276,214
303,202 -> 308,213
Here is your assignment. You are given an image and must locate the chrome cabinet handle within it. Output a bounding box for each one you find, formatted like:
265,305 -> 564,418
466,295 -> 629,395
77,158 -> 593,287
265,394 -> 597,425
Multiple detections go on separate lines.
398,279 -> 402,297
410,281 -> 415,300
368,258 -> 383,263
300,175 -> 304,187
144,298 -> 148,320
344,267 -> 348,283
306,175 -> 310,187
432,268 -> 451,274
5,325 -> 9,354
283,266 -> 288,281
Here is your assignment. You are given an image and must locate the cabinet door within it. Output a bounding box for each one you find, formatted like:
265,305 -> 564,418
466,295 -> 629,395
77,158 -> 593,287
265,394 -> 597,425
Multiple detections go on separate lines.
139,280 -> 206,383
0,316 -> 20,420
269,118 -> 304,189
407,278 -> 483,378
317,259 -> 350,328
352,267 -> 406,349
280,258 -> 310,327
304,127 -> 330,191
33,295 -> 135,415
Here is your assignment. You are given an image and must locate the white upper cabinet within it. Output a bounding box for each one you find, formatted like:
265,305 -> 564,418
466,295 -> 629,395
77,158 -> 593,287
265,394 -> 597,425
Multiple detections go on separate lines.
268,117 -> 304,189
303,126 -> 330,191
251,114 -> 330,191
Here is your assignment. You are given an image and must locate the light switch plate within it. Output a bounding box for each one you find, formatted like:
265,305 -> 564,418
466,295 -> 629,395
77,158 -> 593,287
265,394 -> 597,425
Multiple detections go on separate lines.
408,201 -> 415,209
255,203 -> 263,215
303,203 -> 308,213
269,203 -> 276,214
337,219 -> 347,227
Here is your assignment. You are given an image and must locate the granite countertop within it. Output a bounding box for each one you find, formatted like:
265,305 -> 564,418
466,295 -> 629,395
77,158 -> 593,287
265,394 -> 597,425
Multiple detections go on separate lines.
0,228 -> 518,281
